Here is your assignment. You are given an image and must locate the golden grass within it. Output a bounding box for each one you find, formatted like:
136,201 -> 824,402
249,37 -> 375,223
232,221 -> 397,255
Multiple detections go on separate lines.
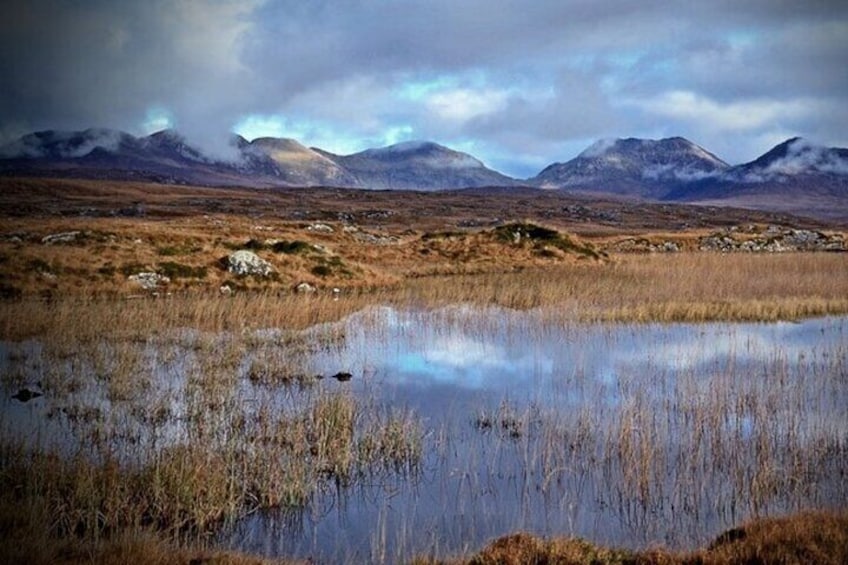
2,252 -> 845,342
429,511 -> 848,565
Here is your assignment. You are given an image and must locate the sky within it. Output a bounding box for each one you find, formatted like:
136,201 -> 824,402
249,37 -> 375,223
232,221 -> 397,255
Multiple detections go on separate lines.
1,1 -> 846,178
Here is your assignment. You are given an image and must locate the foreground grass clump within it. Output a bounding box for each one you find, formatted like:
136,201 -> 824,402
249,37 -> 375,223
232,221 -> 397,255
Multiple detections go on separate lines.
0,391 -> 421,533
492,222 -> 603,259
427,511 -> 848,565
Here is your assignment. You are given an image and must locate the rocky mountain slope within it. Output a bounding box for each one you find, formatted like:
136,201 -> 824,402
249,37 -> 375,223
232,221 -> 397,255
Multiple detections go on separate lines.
531,137 -> 730,199
0,130 -> 513,190
663,138 -> 848,220
1,129 -> 846,219
318,141 -> 516,190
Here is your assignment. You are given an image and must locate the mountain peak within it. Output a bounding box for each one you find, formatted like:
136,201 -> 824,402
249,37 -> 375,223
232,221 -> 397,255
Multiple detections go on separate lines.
329,140 -> 512,189
735,137 -> 848,179
377,140 -> 441,153
534,136 -> 729,196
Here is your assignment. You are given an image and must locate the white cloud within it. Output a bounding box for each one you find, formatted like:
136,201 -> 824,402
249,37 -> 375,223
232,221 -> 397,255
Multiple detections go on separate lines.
628,90 -> 813,132
425,88 -> 509,123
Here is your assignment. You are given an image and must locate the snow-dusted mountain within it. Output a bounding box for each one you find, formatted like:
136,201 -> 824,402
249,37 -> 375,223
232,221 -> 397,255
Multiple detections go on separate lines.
0,130 -> 515,190
1,129 -> 846,219
721,137 -> 848,182
531,137 -> 729,198
318,141 -> 517,190
664,138 -> 848,220
243,137 -> 357,186
0,128 -> 286,186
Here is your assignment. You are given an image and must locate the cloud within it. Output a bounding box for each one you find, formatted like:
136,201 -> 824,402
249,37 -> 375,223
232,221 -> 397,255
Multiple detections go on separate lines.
759,138 -> 848,177
1,0 -> 846,174
579,138 -> 617,158
627,91 -> 813,132
425,88 -> 509,123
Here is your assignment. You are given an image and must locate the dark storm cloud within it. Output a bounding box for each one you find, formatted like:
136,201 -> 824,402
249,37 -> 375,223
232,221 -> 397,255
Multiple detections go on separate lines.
1,0 -> 846,173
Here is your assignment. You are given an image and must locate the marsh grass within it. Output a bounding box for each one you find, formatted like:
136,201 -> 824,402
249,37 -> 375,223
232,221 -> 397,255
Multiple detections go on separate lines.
438,510 -> 848,565
2,253 -> 847,343
1,248 -> 847,562
0,322 -> 423,562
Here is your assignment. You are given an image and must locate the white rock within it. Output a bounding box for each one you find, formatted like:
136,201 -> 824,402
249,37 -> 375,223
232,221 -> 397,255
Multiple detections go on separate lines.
227,250 -> 274,277
296,282 -> 317,293
42,231 -> 80,245
307,223 -> 334,233
128,272 -> 170,290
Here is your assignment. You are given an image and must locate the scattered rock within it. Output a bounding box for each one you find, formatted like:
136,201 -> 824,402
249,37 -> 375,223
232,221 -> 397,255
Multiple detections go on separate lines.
227,250 -> 274,277
353,231 -> 399,245
41,231 -> 80,245
12,388 -> 42,403
307,223 -> 334,233
296,282 -> 317,293
330,372 -> 353,382
128,272 -> 170,290
607,238 -> 681,253
699,227 -> 844,253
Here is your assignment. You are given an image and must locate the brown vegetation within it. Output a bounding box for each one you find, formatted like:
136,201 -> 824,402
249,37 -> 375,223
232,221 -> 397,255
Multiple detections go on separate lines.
437,511 -> 848,565
2,177 -> 847,563
2,252 -> 847,343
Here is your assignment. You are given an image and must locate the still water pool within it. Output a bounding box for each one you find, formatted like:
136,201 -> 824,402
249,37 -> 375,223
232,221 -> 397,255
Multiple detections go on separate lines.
3,308 -> 846,563
224,308 -> 848,562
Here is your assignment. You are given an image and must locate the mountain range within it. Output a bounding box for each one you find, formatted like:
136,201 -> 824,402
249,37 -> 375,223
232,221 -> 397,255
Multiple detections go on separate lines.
1,128 -> 846,219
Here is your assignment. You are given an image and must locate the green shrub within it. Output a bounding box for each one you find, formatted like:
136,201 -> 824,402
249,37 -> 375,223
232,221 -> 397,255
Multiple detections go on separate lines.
26,258 -> 52,272
493,222 -> 560,243
243,239 -> 265,250
119,263 -> 147,276
157,261 -> 208,279
311,265 -> 332,277
271,240 -> 312,254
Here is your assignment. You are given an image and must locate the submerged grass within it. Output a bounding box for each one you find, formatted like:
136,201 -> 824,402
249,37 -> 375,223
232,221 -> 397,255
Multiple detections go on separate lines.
1,248 -> 846,562
0,316 -> 423,563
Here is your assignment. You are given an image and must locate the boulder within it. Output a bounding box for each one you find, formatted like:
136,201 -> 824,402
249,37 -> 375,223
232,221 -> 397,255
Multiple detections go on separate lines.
128,272 -> 170,290
41,231 -> 80,245
12,388 -> 42,403
296,282 -> 317,293
307,223 -> 334,233
227,250 -> 274,277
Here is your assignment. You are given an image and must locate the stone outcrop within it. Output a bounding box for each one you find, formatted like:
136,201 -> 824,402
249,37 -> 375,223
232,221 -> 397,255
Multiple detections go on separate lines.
41,231 -> 80,245
699,226 -> 844,253
128,272 -> 170,290
607,238 -> 680,253
227,250 -> 274,277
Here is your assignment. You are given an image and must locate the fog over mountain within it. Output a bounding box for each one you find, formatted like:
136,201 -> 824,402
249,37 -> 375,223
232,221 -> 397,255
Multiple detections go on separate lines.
531,137 -> 730,199
2,128 -> 846,220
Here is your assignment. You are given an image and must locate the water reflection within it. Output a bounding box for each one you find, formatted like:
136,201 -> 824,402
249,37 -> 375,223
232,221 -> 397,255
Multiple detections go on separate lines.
226,309 -> 847,562
2,308 -> 846,563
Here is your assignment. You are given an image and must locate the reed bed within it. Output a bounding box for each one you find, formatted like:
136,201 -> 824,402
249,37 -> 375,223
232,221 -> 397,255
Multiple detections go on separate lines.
2,253 -> 847,343
0,324 -> 422,564
1,252 -> 847,562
